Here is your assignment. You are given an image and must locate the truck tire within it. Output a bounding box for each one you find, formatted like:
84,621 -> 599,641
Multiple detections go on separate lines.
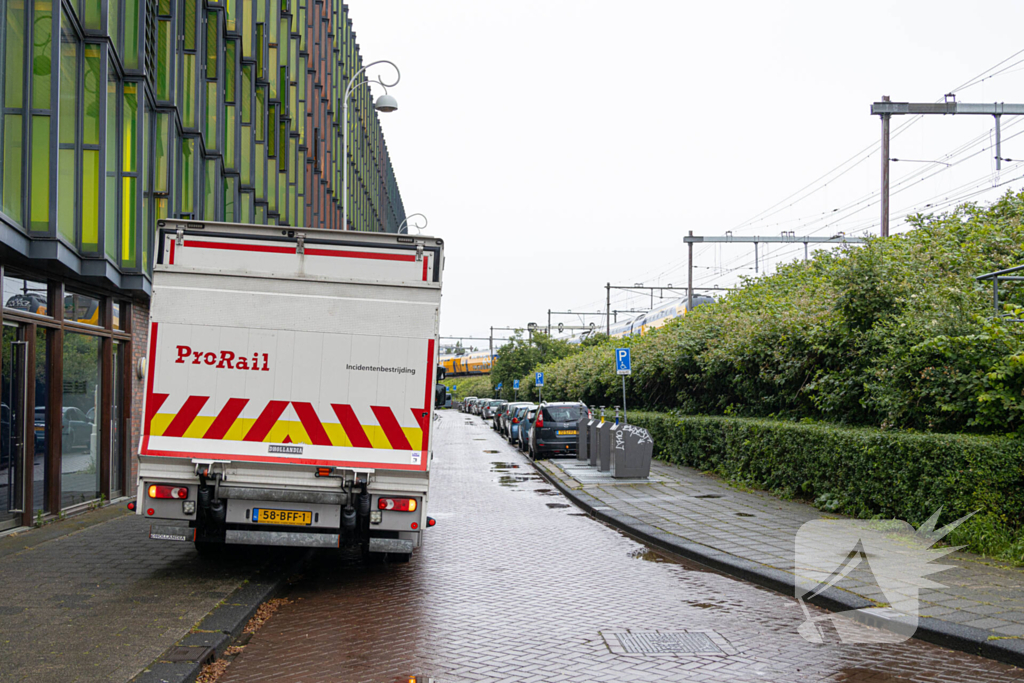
194,540 -> 223,557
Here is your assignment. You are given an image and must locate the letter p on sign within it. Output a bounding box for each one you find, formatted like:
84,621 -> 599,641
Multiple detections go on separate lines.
616,348 -> 631,376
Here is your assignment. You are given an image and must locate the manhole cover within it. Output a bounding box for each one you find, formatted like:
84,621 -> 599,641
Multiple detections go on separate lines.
165,646 -> 215,663
603,631 -> 727,655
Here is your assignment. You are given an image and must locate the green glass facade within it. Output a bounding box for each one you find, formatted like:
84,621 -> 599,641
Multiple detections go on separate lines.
0,0 -> 408,283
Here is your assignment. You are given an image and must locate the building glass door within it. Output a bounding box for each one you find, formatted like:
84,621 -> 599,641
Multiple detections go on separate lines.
110,341 -> 123,498
1,324 -> 27,530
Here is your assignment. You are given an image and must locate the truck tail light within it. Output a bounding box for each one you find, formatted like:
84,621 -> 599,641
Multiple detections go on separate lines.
148,484 -> 189,500
427,516 -> 436,527
378,497 -> 417,512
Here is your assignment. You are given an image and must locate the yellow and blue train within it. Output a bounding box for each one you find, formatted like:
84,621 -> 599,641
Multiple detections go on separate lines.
440,350 -> 499,377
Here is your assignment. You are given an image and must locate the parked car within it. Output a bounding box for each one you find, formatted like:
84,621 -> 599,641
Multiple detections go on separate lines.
509,403 -> 536,444
528,402 -> 586,459
499,402 -> 531,439
518,407 -> 537,452
482,399 -> 506,421
62,406 -> 93,451
461,396 -> 478,413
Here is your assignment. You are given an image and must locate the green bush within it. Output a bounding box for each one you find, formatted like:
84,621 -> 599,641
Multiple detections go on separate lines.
517,191 -> 1024,434
628,411 -> 1024,560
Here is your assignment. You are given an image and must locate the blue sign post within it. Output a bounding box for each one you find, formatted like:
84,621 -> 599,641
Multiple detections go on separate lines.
535,372 -> 544,403
615,348 -> 631,424
513,379 -> 520,400
496,381 -> 503,398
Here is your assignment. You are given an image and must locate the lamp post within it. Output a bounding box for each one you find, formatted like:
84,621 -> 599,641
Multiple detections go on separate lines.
343,59 -> 400,231
397,213 -> 428,234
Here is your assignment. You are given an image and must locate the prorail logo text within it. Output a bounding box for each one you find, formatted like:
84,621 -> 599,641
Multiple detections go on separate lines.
175,345 -> 270,371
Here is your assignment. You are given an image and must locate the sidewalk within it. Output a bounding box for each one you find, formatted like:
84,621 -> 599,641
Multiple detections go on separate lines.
0,504 -> 295,683
536,456 -> 1024,667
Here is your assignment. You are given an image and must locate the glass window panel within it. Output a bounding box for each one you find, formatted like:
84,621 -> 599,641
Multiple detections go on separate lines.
64,290 -> 101,325
154,112 -> 168,192
110,340 -> 123,495
2,115 -> 23,223
223,175 -> 235,221
108,0 -> 119,50
240,65 -> 251,123
141,106 -> 149,269
61,332 -> 101,508
204,157 -> 215,218
240,124 -> 251,185
183,0 -> 195,51
255,23 -> 263,79
181,137 -> 193,213
155,197 -> 167,219
205,81 -> 218,150
224,106 -> 235,170
242,0 -> 252,58
255,86 -> 264,141
225,0 -> 235,31
3,0 -> 25,109
157,0 -> 169,14
267,103 -> 275,157
121,176 -> 135,266
206,10 -> 217,79
30,116 -> 50,232
124,0 -> 139,69
82,0 -> 100,29
182,54 -> 196,128
81,46 -> 100,145
58,148 -> 74,241
225,40 -> 236,102
105,173 -> 116,257
81,149 -> 98,248
239,190 -> 251,223
255,202 -> 264,224
33,326 -> 50,511
267,156 -> 275,211
2,274 -> 48,314
59,17 -> 77,145
268,45 -> 277,99
255,141 -> 264,198
122,83 -> 136,172
156,19 -> 171,100
111,301 -> 123,330
31,0 -> 51,110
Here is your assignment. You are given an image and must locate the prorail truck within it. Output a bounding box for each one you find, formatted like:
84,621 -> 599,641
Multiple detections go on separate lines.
135,219 -> 444,561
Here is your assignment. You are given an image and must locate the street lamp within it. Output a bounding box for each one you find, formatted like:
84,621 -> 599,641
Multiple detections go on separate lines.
398,213 -> 428,234
343,59 -> 400,231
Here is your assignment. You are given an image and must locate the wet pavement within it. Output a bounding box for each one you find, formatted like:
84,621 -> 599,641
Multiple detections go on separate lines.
218,411 -> 1024,683
0,504 -> 293,683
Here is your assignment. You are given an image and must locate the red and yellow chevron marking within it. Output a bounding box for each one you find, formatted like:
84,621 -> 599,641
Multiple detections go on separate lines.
147,395 -> 424,450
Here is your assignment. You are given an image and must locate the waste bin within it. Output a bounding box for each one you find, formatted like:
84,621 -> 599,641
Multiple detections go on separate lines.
588,419 -> 600,467
576,416 -> 589,461
596,422 -> 619,472
610,424 -> 654,479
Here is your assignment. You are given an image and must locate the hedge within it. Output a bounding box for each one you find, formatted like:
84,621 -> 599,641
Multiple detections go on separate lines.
628,411 -> 1024,560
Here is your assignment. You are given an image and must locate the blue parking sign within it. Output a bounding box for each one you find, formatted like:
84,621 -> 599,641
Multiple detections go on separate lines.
513,379 -> 520,390
615,348 -> 632,376
535,372 -> 544,387
496,382 -> 503,390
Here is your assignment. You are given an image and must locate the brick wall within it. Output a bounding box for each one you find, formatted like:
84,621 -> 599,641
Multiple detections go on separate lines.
129,300 -> 150,497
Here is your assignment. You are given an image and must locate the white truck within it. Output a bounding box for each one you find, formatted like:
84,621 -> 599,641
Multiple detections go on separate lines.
135,219 -> 444,561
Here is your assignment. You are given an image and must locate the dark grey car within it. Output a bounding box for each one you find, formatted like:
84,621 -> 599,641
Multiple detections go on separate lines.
528,402 -> 585,458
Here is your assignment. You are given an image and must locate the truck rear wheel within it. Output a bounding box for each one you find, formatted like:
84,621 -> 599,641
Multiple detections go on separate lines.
194,540 -> 224,557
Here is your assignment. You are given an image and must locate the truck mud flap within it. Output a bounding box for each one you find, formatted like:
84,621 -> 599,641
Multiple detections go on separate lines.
149,524 -> 196,542
368,538 -> 415,554
225,529 -> 340,548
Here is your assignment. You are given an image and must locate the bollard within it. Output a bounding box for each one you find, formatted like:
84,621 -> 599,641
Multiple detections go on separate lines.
610,424 -> 654,479
588,418 -> 600,467
576,415 -> 589,461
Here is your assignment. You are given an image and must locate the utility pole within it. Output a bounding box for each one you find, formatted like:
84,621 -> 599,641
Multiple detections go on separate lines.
489,326 -> 493,369
880,95 -> 890,238
606,282 -> 611,336
687,230 -> 694,311
871,96 -> 1024,237
547,309 -> 551,336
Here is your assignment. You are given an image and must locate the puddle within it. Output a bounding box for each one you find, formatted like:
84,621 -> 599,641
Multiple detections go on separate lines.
495,474 -> 540,487
490,462 -> 520,470
628,548 -> 676,563
483,450 -> 500,454
693,494 -> 723,499
568,512 -> 588,516
684,600 -> 727,611
532,488 -> 560,496
735,512 -> 755,517
546,503 -> 571,509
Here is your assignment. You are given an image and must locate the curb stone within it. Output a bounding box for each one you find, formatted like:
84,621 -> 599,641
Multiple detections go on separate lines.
533,459 -> 1024,669
131,549 -> 312,683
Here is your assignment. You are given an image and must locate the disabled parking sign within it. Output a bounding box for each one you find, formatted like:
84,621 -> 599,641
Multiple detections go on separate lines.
535,372 -> 544,387
616,348 -> 632,375
513,379 -> 520,390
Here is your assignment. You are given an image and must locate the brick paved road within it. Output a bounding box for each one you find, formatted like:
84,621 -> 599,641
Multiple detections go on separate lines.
0,507 -> 293,683
220,411 -> 1024,682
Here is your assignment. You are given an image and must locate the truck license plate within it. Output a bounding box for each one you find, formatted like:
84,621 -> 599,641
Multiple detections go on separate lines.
252,508 -> 312,525
558,430 -> 577,435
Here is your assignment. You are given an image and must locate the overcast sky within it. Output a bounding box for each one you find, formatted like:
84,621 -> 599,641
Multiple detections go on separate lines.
347,1 -> 1024,346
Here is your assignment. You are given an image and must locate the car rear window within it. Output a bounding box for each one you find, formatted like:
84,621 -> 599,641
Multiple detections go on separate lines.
542,405 -> 581,422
